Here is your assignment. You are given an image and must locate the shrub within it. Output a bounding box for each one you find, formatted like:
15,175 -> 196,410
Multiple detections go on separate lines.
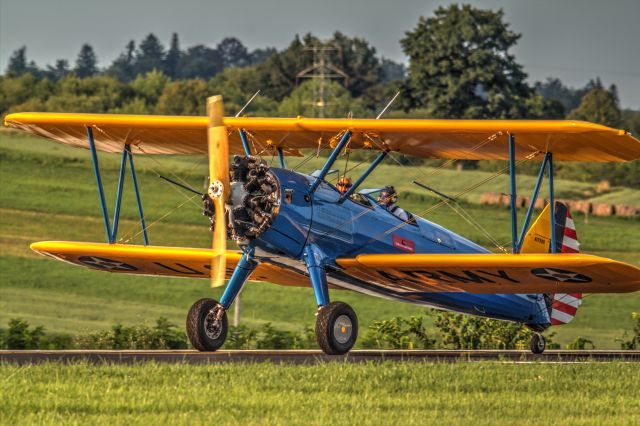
364,316 -> 436,349
434,312 -> 551,350
619,312 -> 639,350
567,336 -> 595,350
75,317 -> 188,350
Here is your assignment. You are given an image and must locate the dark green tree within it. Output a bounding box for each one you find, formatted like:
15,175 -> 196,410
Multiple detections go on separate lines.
164,33 -> 181,79
256,34 -> 308,101
401,5 -> 535,119
74,44 -> 98,78
6,47 -> 28,76
107,40 -> 136,82
178,45 -> 223,79
46,59 -> 71,81
217,37 -> 250,68
568,87 -> 622,128
329,31 -> 383,99
249,47 -> 276,65
135,33 -> 166,75
6,46 -> 40,76
381,58 -> 406,83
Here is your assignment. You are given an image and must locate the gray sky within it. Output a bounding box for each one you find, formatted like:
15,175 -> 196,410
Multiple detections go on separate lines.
1,0 -> 639,108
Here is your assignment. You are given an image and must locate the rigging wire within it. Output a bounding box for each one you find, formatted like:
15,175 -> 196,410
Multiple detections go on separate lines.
119,194 -> 200,244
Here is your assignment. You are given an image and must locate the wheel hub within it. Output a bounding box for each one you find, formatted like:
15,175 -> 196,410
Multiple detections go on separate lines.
333,314 -> 353,344
204,312 -> 223,340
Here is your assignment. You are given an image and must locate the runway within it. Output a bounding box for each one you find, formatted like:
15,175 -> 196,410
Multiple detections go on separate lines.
1,350 -> 639,364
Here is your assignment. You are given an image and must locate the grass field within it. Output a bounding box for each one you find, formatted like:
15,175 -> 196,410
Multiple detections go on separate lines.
1,132 -> 638,348
1,362 -> 639,425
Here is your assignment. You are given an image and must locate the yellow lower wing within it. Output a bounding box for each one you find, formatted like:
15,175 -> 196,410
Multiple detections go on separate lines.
336,253 -> 640,294
30,241 -> 308,287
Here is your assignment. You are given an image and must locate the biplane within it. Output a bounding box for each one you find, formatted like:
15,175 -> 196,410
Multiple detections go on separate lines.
4,97 -> 640,355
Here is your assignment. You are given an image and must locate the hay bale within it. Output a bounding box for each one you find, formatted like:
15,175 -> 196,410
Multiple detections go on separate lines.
592,203 -> 615,216
615,205 -> 639,217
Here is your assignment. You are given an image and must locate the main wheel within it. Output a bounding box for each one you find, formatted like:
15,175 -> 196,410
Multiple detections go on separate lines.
315,301 -> 358,355
530,333 -> 546,354
186,298 -> 228,351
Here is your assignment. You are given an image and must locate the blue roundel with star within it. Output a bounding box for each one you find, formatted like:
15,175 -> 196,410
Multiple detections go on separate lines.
531,267 -> 591,283
78,256 -> 137,271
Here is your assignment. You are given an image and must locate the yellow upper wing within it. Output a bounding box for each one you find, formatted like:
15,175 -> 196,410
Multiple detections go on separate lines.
5,112 -> 640,161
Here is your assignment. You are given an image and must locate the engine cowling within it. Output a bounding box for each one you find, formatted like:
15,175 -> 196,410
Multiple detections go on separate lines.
203,155 -> 281,246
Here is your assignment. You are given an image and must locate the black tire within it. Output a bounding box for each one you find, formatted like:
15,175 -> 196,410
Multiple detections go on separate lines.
315,301 -> 358,355
186,298 -> 228,351
530,333 -> 546,354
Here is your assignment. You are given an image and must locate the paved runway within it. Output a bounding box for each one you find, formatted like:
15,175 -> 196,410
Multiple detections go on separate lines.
1,350 -> 639,364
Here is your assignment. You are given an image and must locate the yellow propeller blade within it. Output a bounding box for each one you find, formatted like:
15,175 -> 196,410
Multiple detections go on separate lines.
207,96 -> 230,288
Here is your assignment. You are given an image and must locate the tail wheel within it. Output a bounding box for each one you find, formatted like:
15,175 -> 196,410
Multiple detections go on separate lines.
315,301 -> 358,355
530,333 -> 546,354
186,298 -> 228,351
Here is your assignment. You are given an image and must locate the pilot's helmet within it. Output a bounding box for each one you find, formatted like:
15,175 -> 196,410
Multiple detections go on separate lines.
378,185 -> 398,204
337,175 -> 352,193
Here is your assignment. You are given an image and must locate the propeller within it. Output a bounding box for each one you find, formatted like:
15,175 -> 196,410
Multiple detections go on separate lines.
207,96 -> 230,287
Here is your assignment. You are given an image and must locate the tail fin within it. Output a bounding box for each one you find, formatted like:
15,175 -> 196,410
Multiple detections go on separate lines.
521,202 -> 583,326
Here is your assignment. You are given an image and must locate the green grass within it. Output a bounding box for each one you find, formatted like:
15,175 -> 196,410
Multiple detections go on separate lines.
0,132 -> 638,348
1,362 -> 639,425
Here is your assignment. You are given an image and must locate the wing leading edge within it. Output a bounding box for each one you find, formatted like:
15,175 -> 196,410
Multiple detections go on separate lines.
336,253 -> 640,294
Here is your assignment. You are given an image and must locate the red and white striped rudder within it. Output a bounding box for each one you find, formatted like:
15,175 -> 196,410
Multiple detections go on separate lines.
550,207 -> 583,325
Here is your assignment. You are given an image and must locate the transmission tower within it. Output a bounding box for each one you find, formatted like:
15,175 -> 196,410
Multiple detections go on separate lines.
296,45 -> 349,118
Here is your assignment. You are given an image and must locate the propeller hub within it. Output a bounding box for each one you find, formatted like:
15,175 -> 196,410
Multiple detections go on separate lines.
208,180 -> 225,199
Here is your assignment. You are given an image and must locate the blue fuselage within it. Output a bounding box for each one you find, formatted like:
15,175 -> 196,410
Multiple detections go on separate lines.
252,168 -> 550,328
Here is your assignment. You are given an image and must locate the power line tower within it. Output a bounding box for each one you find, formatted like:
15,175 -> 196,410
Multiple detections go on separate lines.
296,45 -> 349,118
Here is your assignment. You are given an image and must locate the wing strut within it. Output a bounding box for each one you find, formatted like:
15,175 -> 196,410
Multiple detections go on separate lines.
86,127 -> 149,245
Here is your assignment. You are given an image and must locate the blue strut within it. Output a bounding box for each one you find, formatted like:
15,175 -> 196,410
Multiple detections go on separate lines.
127,146 -> 149,245
516,153 -> 550,253
310,131 -> 352,193
110,146 -> 129,243
219,250 -> 258,310
339,151 -> 387,202
239,129 -> 251,156
277,147 -> 286,168
86,127 -> 112,243
303,245 -> 330,307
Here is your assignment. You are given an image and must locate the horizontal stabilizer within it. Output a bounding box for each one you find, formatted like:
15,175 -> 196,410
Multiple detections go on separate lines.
336,253 -> 640,294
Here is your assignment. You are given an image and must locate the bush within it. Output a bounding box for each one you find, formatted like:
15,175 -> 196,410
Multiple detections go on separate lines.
434,312 -> 551,350
567,336 -> 595,350
225,325 -> 257,349
619,312 -> 639,350
75,317 -> 188,350
363,316 -> 436,349
0,318 -> 74,349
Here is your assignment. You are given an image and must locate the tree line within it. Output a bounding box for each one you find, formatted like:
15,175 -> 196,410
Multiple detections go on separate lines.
2,5 -> 638,141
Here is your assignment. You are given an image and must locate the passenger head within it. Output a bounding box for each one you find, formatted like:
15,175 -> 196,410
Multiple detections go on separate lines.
378,186 -> 398,206
336,175 -> 353,194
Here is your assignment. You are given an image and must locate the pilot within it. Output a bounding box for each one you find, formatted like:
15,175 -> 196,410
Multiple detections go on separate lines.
336,175 -> 353,194
377,186 -> 409,221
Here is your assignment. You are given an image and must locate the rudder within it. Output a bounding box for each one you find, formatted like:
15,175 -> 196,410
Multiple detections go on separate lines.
521,202 -> 583,326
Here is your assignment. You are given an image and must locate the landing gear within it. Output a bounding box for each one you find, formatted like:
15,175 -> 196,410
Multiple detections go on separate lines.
186,298 -> 228,351
315,302 -> 358,355
530,333 -> 546,354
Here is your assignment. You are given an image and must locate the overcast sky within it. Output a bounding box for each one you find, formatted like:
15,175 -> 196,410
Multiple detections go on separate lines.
1,0 -> 639,108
